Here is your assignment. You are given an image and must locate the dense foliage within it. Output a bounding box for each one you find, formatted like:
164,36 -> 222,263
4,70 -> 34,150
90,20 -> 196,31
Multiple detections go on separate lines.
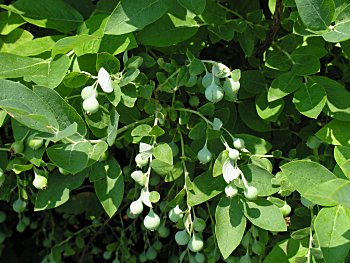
1,0 -> 350,262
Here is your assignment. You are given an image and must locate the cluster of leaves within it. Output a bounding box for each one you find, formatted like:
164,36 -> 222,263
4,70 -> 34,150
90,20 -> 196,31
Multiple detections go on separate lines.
1,0 -> 350,262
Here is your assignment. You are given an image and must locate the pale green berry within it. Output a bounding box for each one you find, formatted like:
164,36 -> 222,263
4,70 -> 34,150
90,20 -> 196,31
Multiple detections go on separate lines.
175,230 -> 190,246
244,186 -> 258,201
11,141 -> 24,154
205,83 -> 224,103
157,224 -> 170,238
195,252 -> 205,263
131,170 -> 147,186
280,203 -> 292,216
129,198 -> 143,216
193,217 -> 206,232
197,145 -> 212,164
33,173 -> 48,190
81,86 -> 96,100
168,205 -> 183,223
228,148 -> 240,161
135,153 -> 149,167
233,138 -> 245,150
146,246 -> 157,260
12,199 -> 27,213
143,210 -> 160,231
21,216 -> 30,226
83,96 -> 99,114
28,138 -> 44,150
188,234 -> 204,252
225,184 -> 238,198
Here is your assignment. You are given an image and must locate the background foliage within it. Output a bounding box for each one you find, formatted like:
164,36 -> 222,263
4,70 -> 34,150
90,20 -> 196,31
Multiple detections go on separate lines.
1,0 -> 350,262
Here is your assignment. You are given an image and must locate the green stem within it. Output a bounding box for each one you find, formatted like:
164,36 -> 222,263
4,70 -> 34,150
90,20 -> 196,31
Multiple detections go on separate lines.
0,147 -> 10,152
116,116 -> 155,135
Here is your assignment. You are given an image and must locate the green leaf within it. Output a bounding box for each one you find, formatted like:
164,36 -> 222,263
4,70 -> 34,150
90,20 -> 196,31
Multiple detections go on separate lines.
316,119 -> 350,146
280,160 -> 337,198
311,76 -> 350,121
305,179 -> 350,207
291,54 -> 320,76
237,164 -> 279,196
334,146 -> 350,167
215,196 -> 246,259
34,170 -> 86,211
177,0 -> 206,15
96,52 -> 120,74
106,108 -> 119,146
293,82 -> 327,118
213,150 -> 229,177
234,134 -> 272,155
268,72 -> 302,102
153,143 -> 173,165
47,142 -> 91,174
137,13 -> 199,47
94,158 -> 124,218
314,206 -> 350,263
0,11 -> 26,35
0,79 -> 59,133
33,86 -> 87,136
105,0 -> 167,35
265,50 -> 293,71
322,4 -> 350,42
150,159 -> 174,176
187,171 -> 226,206
10,36 -> 60,57
87,141 -> 109,167
295,0 -> 334,31
240,197 -> 287,232
238,101 -> 271,132
256,92 -> 284,122
0,28 -> 33,52
1,0 -> 83,33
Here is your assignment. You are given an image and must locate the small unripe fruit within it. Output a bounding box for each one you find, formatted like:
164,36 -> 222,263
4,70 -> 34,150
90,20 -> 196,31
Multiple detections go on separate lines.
143,210 -> 160,231
12,199 -> 27,213
195,252 -> 205,263
188,234 -> 204,252
129,198 -> 143,216
175,230 -> 190,246
228,148 -> 240,161
193,217 -> 206,232
189,96 -> 200,107
244,186 -> 258,201
146,246 -> 157,260
168,205 -> 183,223
11,141 -> 24,154
16,221 -> 26,232
33,173 -> 48,190
280,203 -> 292,216
153,240 -> 163,251
135,153 -> 149,167
225,184 -> 239,198
83,96 -> 99,114
233,138 -> 245,150
81,86 -> 96,100
197,145 -> 212,164
28,138 -> 44,150
157,225 -> 170,238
